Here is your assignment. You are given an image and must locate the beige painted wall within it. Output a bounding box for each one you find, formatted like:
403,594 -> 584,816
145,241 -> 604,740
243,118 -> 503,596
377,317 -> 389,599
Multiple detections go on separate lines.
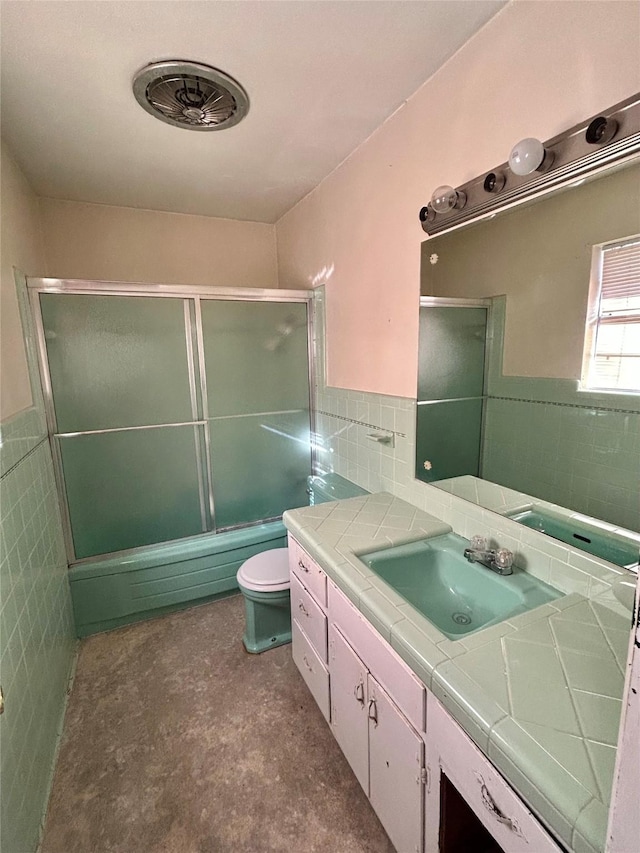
39,198 -> 278,289
0,140 -> 46,420
276,1 -> 640,397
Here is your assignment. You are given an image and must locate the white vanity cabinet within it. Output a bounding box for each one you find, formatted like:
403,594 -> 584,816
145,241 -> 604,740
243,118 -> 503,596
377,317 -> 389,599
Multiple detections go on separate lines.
329,624 -> 425,853
287,534 -> 564,853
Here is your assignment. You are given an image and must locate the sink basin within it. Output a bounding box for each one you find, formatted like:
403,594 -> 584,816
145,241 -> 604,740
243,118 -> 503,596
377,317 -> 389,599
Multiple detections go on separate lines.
359,533 -> 562,640
506,507 -> 640,570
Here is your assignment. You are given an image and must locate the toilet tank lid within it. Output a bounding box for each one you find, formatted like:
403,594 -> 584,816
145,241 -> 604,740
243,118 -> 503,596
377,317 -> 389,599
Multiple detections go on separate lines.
238,548 -> 290,586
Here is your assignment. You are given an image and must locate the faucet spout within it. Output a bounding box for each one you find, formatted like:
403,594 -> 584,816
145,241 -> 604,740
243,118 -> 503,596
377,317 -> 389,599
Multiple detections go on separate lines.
464,541 -> 514,576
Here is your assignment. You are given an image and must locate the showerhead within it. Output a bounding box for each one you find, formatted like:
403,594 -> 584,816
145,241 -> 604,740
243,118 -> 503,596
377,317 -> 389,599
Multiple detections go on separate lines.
132,60 -> 249,131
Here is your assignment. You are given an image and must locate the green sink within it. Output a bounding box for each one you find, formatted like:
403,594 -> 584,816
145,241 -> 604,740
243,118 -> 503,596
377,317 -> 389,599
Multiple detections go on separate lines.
359,533 -> 562,640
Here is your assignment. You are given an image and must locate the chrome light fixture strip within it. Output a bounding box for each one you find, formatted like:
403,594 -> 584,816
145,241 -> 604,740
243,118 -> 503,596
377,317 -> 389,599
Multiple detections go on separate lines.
421,92 -> 640,236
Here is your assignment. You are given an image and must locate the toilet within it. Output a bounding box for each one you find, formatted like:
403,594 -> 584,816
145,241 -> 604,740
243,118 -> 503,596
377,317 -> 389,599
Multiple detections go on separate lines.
236,474 -> 369,654
236,547 -> 291,654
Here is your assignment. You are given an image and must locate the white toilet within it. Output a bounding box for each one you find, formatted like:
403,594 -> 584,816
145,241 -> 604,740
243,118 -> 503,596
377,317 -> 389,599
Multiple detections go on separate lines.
236,548 -> 291,653
236,474 -> 369,653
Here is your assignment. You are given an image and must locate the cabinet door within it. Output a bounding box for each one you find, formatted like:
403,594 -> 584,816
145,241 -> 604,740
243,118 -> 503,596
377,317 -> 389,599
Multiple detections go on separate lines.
368,675 -> 424,853
426,694 -> 562,853
292,620 -> 330,723
328,624 -> 369,794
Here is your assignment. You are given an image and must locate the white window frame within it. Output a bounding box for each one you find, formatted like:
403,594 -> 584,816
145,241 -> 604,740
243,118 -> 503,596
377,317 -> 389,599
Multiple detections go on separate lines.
581,234 -> 640,394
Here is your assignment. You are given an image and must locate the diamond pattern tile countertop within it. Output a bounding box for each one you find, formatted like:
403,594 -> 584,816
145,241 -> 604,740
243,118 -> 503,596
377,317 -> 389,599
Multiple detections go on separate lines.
283,492 -> 632,853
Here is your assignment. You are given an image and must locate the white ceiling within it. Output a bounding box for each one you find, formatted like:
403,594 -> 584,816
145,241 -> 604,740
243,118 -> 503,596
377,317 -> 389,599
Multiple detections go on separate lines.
1,0 -> 505,223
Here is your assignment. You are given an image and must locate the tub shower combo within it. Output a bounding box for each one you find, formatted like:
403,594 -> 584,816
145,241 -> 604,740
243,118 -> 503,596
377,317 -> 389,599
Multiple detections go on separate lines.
29,279 -> 315,635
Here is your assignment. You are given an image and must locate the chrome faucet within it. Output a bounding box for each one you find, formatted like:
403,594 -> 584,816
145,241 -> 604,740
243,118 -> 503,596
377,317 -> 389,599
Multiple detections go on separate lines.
464,536 -> 514,576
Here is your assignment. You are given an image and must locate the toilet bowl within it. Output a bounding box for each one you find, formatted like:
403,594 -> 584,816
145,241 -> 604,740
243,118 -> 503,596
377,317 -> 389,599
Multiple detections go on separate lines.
236,548 -> 291,654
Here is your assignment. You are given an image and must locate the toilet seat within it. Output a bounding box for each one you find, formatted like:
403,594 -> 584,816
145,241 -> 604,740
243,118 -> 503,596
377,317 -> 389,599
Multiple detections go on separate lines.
237,547 -> 290,592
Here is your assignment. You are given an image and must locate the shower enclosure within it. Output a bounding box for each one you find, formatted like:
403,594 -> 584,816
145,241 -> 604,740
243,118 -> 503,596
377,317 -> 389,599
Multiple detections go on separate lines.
30,280 -> 313,564
415,298 -> 489,483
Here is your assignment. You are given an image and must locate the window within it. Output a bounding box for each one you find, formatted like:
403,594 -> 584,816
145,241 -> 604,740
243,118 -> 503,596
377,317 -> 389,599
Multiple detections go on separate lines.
582,237 -> 640,393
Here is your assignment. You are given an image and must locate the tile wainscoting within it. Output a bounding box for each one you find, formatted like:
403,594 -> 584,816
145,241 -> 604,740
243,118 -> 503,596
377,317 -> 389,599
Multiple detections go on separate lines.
1,265 -> 77,853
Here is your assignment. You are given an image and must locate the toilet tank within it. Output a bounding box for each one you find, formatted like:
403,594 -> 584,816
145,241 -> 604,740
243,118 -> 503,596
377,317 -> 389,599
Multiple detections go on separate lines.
307,473 -> 369,505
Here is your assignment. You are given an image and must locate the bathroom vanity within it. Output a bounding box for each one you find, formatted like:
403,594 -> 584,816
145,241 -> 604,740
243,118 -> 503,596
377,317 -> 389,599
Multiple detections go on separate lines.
283,493 -> 635,853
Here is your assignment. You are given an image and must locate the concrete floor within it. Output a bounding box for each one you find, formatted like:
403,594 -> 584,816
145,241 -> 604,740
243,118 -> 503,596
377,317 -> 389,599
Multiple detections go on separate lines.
41,595 -> 395,853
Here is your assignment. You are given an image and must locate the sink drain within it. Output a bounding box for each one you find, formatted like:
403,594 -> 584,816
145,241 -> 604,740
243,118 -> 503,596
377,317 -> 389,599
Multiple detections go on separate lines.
452,612 -> 472,626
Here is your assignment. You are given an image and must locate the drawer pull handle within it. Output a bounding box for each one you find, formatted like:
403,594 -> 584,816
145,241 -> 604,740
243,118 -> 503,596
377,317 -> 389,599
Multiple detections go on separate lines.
368,697 -> 378,726
354,681 -> 365,705
477,776 -> 522,837
302,655 -> 314,673
298,601 -> 309,617
298,559 -> 310,573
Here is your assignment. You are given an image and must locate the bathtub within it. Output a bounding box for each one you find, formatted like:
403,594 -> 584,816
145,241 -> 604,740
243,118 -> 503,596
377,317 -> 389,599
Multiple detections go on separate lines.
69,473 -> 367,636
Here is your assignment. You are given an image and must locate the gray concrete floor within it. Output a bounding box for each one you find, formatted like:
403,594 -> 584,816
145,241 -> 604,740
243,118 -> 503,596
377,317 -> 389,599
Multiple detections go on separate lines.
41,595 -> 395,853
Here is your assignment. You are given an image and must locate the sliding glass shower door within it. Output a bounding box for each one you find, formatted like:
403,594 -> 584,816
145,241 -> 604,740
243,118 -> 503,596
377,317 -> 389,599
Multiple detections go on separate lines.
36,287 -> 312,561
200,300 -> 310,528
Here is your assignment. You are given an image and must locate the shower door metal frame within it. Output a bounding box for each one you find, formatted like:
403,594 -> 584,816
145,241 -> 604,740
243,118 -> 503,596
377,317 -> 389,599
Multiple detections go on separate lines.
417,296 -> 491,482
28,277 -> 316,565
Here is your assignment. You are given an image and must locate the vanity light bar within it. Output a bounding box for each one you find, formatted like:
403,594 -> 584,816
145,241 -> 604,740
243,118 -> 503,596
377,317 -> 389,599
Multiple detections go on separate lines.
420,92 -> 640,236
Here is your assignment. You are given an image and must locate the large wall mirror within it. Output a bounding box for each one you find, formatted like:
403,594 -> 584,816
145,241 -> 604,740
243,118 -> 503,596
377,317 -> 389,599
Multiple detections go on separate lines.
418,157 -> 640,556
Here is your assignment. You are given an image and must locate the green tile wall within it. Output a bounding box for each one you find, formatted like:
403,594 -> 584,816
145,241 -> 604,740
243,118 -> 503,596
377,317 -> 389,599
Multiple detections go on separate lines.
482,297 -> 640,533
0,413 -> 76,853
482,398 -> 640,531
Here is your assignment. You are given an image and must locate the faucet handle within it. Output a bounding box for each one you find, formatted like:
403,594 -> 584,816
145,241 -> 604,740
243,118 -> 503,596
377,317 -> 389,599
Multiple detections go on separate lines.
470,535 -> 488,551
494,548 -> 514,569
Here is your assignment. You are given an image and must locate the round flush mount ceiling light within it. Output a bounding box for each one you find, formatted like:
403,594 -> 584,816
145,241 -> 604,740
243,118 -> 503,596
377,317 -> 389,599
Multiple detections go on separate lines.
132,60 -> 249,131
508,137 -> 553,176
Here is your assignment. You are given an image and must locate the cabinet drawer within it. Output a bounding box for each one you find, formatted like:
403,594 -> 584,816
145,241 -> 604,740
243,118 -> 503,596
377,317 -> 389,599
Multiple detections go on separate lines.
292,619 -> 330,723
291,573 -> 328,662
428,695 -> 561,853
328,580 -> 425,732
288,535 -> 327,608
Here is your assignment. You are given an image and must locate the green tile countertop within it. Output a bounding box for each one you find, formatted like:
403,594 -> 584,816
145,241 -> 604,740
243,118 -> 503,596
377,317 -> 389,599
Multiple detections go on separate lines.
283,492 -> 631,853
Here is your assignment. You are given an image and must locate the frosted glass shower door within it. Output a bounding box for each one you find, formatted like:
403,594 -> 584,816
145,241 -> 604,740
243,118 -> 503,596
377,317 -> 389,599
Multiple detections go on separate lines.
416,305 -> 487,483
40,293 -> 205,559
200,300 -> 311,529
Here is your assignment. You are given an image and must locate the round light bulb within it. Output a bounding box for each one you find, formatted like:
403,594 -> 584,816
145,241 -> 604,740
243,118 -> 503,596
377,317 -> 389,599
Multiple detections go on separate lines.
508,137 -> 545,176
431,185 -> 458,213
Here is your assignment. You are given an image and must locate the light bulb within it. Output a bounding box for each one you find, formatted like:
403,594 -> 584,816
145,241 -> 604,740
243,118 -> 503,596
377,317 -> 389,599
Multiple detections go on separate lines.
430,185 -> 466,214
431,185 -> 458,213
508,137 -> 546,176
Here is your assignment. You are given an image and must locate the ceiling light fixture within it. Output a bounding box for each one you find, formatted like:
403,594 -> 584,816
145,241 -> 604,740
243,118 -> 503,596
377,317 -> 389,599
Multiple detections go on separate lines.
132,60 -> 249,131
